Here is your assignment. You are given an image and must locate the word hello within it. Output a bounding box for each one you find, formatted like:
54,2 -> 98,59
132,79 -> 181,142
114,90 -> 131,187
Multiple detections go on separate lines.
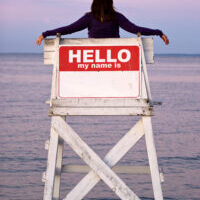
68,49 -> 131,63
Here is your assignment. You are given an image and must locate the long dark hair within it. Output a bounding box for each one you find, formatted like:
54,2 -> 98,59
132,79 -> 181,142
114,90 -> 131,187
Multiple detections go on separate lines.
91,0 -> 116,22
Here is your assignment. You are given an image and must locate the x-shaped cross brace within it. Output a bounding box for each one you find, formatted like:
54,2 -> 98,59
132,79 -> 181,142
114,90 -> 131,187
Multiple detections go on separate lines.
52,116 -> 146,200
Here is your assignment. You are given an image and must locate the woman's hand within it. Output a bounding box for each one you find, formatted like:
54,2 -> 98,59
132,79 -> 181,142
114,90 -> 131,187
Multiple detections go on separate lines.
36,35 -> 44,46
161,34 -> 169,45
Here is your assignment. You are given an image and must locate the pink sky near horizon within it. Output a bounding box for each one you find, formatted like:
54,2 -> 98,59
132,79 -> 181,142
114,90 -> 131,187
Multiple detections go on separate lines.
0,0 -> 200,53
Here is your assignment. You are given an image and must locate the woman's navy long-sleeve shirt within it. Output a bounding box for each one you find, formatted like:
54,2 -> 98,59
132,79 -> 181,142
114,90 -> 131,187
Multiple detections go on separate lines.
42,12 -> 163,38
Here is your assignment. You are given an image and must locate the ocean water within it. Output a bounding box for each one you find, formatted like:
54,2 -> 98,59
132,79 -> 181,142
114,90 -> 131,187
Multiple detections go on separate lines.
0,53 -> 200,200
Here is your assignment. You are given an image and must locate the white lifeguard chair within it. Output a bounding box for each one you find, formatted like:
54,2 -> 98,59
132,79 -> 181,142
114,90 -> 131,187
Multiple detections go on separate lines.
42,34 -> 164,200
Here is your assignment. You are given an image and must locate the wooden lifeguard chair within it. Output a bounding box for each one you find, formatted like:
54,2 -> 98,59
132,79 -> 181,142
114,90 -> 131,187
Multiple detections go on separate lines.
42,35 -> 164,200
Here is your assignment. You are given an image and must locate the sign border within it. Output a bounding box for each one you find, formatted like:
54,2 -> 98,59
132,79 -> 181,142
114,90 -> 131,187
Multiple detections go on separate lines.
58,44 -> 141,99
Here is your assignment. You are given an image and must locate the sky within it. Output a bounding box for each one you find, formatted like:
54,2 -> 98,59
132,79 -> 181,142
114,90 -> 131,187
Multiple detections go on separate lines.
0,0 -> 200,54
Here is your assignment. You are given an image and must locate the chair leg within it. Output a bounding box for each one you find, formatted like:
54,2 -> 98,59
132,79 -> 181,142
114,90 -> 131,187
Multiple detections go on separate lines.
142,116 -> 163,200
43,117 -> 59,200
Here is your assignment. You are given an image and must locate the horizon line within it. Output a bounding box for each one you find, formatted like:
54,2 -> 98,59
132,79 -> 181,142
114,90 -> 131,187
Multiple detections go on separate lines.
0,52 -> 200,56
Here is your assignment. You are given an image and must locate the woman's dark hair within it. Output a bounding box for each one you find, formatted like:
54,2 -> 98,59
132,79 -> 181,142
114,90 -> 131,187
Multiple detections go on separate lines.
91,0 -> 116,22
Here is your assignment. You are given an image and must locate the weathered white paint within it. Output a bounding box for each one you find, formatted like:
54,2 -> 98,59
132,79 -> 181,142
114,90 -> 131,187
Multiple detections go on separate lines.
160,171 -> 165,183
43,121 -> 59,200
65,119 -> 144,200
142,116 -> 163,200
43,35 -> 61,200
50,35 -> 60,105
141,38 -> 154,64
52,98 -> 149,107
42,172 -> 46,183
50,106 -> 153,116
52,116 -> 141,200
44,51 -> 55,65
50,98 -> 153,116
44,38 -> 154,65
53,137 -> 64,200
139,37 -> 152,101
45,139 -> 50,150
51,99 -> 161,107
141,70 -> 148,99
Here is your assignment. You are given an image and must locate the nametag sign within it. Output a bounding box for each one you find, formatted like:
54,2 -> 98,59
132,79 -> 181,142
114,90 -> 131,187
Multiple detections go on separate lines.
59,45 -> 141,98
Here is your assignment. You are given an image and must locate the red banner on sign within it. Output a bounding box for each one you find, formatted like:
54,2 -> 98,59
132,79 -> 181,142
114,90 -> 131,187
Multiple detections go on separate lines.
59,46 -> 139,72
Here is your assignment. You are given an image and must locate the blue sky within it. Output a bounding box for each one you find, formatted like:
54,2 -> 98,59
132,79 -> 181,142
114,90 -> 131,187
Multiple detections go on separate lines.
1,0 -> 200,54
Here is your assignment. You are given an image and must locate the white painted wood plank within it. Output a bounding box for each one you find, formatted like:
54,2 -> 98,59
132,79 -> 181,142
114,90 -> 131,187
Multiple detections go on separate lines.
43,120 -> 59,200
44,39 -> 55,51
50,36 -> 60,104
62,165 -> 150,174
51,99 -> 161,108
53,116 -> 65,200
44,51 -> 54,59
53,137 -> 64,200
139,37 -> 152,101
44,58 -> 54,65
141,38 -> 154,64
50,107 -> 153,116
52,98 -> 149,107
141,71 -> 148,99
65,119 -> 144,200
52,116 -> 141,200
43,37 -> 154,65
43,36 -> 61,200
44,38 -> 150,49
44,52 -> 54,65
142,116 -> 163,200
60,38 -> 140,46
44,38 -> 139,53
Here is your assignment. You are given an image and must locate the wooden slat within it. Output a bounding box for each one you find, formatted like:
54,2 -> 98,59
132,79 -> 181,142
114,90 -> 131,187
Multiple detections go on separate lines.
43,39 -> 55,65
140,37 -> 152,101
44,38 -> 139,52
60,38 -> 140,46
49,106 -> 153,116
44,39 -> 55,51
143,117 -> 163,200
53,137 -> 64,200
43,118 -> 59,200
44,51 -> 54,65
44,58 -> 53,65
44,51 -> 54,59
52,116 -> 141,200
142,38 -> 154,64
52,98 -> 149,107
62,165 -> 150,174
43,37 -> 154,65
47,99 -> 161,106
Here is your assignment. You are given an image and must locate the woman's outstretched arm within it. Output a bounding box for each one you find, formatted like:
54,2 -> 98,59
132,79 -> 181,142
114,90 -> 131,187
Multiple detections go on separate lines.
117,12 -> 169,45
36,13 -> 90,45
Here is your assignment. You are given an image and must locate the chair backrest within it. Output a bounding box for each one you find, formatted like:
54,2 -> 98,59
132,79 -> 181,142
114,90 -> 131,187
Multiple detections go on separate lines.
44,38 -> 154,100
44,38 -> 154,65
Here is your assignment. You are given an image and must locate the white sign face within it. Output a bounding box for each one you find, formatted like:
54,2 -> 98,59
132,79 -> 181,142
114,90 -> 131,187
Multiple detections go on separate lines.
58,45 -> 141,98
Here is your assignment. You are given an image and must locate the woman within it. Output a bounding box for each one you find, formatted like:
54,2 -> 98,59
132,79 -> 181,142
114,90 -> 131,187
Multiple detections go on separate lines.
36,0 -> 169,45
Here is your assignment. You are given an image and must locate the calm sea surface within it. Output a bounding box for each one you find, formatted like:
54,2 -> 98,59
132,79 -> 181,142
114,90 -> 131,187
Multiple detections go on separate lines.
0,54 -> 200,200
